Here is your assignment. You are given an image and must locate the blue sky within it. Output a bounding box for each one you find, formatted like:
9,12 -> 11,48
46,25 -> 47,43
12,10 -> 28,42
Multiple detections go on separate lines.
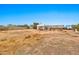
0,4 -> 79,25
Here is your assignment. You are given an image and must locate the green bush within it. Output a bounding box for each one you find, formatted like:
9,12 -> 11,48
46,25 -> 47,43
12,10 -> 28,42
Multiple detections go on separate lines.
72,24 -> 79,31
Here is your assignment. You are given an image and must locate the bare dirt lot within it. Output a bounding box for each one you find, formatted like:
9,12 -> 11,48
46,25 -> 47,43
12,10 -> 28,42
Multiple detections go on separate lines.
0,29 -> 79,55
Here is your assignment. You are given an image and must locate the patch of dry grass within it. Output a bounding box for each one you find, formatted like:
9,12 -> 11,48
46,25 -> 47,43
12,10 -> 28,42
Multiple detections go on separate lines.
0,30 -> 42,55
0,30 -> 79,55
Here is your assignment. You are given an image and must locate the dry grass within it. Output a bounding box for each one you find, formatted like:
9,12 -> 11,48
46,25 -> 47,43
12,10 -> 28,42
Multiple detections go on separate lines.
0,29 -> 79,55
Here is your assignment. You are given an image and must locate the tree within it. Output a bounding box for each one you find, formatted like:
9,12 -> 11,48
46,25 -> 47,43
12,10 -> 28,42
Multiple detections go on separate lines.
31,22 -> 39,29
7,24 -> 17,30
23,24 -> 30,29
0,25 -> 8,31
72,24 -> 79,31
16,24 -> 30,29
72,25 -> 76,29
76,24 -> 79,31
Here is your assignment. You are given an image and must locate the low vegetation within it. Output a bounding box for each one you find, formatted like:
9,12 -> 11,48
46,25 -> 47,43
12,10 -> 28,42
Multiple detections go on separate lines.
0,22 -> 39,31
72,24 -> 79,31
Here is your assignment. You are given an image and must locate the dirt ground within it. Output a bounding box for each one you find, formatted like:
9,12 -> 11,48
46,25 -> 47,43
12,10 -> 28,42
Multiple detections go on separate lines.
0,29 -> 79,55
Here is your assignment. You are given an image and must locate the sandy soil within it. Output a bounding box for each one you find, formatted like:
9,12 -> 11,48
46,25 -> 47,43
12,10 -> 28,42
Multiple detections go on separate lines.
0,29 -> 79,55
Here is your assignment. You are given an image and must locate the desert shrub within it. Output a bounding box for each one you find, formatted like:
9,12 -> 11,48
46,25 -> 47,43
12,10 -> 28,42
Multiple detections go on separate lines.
25,35 -> 31,39
0,27 -> 8,31
0,38 -> 7,41
36,38 -> 40,40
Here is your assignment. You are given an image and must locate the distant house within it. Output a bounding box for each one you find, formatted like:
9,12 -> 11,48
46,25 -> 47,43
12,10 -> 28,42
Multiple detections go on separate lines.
37,24 -> 45,30
65,25 -> 72,30
37,24 -> 73,31
37,24 -> 64,30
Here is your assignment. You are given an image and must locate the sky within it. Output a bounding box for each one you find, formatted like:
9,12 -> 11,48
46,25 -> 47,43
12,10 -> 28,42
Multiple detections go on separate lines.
0,4 -> 79,25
